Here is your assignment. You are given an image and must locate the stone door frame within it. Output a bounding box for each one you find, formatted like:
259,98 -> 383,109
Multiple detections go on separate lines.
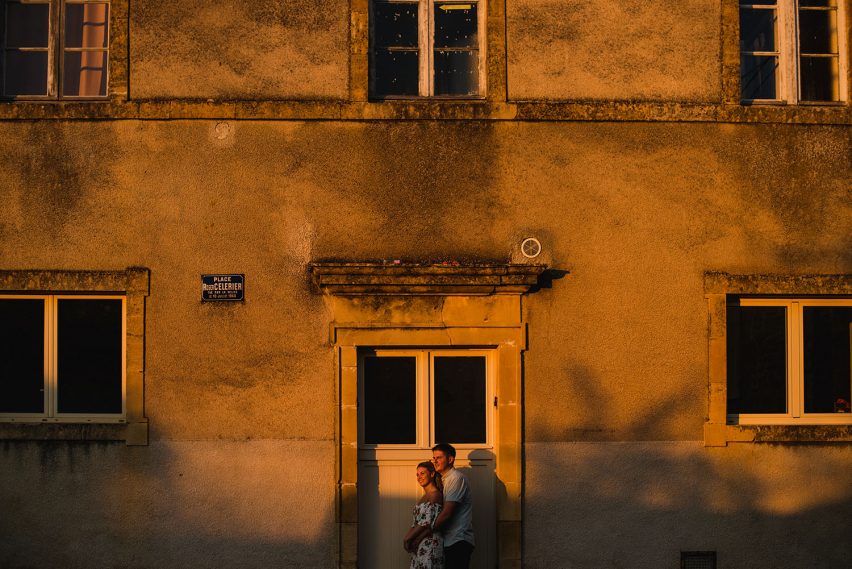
311,262 -> 545,568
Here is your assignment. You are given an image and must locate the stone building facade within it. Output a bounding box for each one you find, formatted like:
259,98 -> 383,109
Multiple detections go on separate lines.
1,1 -> 850,568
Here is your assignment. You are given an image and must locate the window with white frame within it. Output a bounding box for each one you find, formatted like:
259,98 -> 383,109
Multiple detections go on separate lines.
369,0 -> 484,98
727,297 -> 852,424
0,0 -> 109,98
359,349 -> 492,447
0,295 -> 125,421
739,0 -> 847,103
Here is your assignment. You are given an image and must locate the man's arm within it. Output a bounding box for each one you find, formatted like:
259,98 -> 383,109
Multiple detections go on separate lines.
412,500 -> 456,551
430,500 -> 457,534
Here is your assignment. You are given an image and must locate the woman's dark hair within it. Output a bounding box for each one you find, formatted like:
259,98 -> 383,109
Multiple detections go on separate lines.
417,461 -> 442,491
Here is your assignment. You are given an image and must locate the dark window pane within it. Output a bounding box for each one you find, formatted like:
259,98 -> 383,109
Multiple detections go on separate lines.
434,49 -> 478,96
57,299 -> 123,414
0,299 -> 44,414
64,3 -> 109,48
371,49 -> 418,96
434,356 -> 485,444
372,2 -> 417,48
747,0 -> 777,4
803,307 -> 852,413
4,2 -> 49,47
799,0 -> 836,7
799,56 -> 838,101
739,8 -> 776,52
3,50 -> 48,95
363,356 -> 416,444
727,305 -> 787,414
62,49 -> 107,96
740,54 -> 778,99
434,3 -> 477,48
798,10 -> 837,53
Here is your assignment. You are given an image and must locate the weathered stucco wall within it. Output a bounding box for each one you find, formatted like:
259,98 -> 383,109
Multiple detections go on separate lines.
0,121 -> 849,443
0,440 -> 335,568
507,0 -> 722,101
0,120 -> 849,567
525,442 -> 852,569
129,1 -> 349,99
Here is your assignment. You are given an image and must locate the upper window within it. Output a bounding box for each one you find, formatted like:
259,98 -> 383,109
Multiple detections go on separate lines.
727,298 -> 852,424
0,0 -> 109,99
739,0 -> 846,103
369,0 -> 484,99
0,295 -> 125,421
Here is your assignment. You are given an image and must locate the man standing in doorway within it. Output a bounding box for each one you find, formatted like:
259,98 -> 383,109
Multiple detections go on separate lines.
430,443 -> 475,569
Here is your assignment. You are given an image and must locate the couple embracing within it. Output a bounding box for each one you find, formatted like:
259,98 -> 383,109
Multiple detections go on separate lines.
403,443 -> 475,569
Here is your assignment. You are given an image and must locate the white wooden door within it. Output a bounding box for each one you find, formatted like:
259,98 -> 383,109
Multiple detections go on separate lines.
358,349 -> 496,569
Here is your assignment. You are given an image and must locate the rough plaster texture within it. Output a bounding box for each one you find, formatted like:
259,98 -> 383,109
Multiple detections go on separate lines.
525,442 -> 852,569
0,440 -> 335,568
0,121 -> 850,444
509,122 -> 852,442
0,121 -> 852,441
507,0 -> 722,101
0,120 -> 850,565
129,1 -> 349,99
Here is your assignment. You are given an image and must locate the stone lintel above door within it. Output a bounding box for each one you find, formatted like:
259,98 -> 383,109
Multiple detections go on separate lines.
310,262 -> 547,296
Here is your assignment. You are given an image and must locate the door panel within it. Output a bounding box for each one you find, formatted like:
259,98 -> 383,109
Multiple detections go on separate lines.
358,349 -> 495,569
358,450 -> 495,569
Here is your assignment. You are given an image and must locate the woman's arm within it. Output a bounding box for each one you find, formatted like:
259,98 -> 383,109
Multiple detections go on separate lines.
403,525 -> 419,552
404,523 -> 430,552
411,498 -> 445,550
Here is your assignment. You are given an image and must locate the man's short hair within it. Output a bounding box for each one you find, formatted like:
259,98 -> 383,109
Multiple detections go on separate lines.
432,443 -> 456,458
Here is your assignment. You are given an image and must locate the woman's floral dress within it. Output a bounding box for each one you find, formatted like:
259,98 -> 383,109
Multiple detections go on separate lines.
410,500 -> 443,569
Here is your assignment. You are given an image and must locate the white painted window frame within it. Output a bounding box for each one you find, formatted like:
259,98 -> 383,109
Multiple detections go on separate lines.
0,294 -> 126,423
357,348 -> 494,451
371,0 -> 486,99
729,297 -> 852,425
739,0 -> 848,104
1,0 -> 110,99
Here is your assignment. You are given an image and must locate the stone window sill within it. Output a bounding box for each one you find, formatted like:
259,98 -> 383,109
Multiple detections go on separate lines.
704,423 -> 852,446
0,421 -> 148,444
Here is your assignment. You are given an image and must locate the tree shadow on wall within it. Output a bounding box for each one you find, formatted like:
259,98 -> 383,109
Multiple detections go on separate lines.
0,439 -> 337,569
522,364 -> 852,569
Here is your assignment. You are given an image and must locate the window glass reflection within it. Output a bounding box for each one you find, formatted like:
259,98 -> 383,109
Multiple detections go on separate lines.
373,49 -> 419,96
64,3 -> 108,48
740,54 -> 778,99
373,2 -> 418,48
4,2 -> 49,47
57,299 -> 123,414
434,3 -> 477,48
798,9 -> 837,54
4,50 -> 48,95
62,49 -> 107,96
0,299 -> 45,414
363,356 -> 417,444
434,50 -> 478,96
799,56 -> 839,101
434,356 -> 486,444
803,307 -> 852,413
739,8 -> 776,52
799,0 -> 836,7
727,305 -> 787,414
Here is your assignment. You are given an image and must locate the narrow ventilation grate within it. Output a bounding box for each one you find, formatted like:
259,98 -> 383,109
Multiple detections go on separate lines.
681,551 -> 717,569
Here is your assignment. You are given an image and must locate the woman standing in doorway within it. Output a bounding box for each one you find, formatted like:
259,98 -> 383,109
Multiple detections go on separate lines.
403,461 -> 444,569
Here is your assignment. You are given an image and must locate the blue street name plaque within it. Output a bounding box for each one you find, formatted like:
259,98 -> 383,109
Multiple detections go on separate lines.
201,274 -> 245,301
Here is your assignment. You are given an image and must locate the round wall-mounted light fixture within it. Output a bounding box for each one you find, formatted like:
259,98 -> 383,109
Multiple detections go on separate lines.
521,237 -> 542,259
